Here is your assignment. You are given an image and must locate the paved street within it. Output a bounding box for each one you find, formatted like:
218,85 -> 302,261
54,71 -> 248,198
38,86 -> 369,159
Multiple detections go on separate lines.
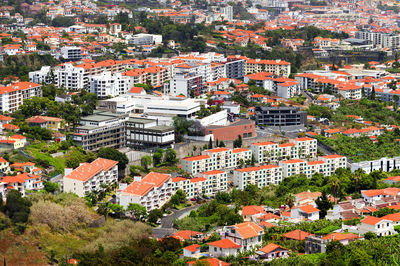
152,204 -> 202,238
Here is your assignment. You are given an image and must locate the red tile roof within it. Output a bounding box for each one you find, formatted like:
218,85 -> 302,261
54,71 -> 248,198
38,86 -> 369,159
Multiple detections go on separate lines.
64,158 -> 118,182
361,216 -> 384,225
184,244 -> 200,253
207,238 -> 241,249
283,229 -> 312,241
241,205 -> 266,216
172,230 -> 203,241
259,243 -> 287,254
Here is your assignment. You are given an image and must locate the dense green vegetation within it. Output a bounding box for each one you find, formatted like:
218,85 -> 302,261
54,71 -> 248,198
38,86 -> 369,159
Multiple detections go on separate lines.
266,235 -> 400,265
0,54 -> 58,81
333,98 -> 400,125
316,131 -> 400,162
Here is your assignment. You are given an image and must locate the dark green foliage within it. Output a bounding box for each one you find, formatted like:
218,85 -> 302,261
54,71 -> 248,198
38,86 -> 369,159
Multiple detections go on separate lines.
98,147 -> 129,172
4,190 -> 31,232
43,181 -> 60,193
51,16 -> 75,27
316,132 -> 400,162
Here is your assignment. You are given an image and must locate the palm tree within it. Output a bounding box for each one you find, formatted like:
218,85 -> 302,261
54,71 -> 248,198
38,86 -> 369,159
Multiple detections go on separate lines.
328,176 -> 340,198
285,193 -> 295,209
353,169 -> 364,193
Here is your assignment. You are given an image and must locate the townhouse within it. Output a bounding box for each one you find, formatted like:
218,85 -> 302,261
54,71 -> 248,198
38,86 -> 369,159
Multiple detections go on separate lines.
117,172 -> 175,211
63,158 -> 118,197
0,82 -> 42,113
233,165 -> 283,190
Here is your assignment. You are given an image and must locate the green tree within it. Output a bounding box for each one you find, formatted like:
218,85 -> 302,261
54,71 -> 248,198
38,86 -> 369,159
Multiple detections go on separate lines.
164,148 -> 177,165
127,203 -> 147,221
141,155 -> 153,171
4,190 -> 31,227
98,147 -> 129,173
148,209 -> 163,224
43,181 -> 60,193
208,137 -> 213,149
315,191 -> 333,219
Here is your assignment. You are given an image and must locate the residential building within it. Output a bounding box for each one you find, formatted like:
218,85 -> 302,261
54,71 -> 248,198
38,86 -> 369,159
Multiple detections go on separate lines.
29,66 -> 52,84
233,165 -> 283,190
88,72 -> 131,97
25,116 -> 64,130
117,172 -> 174,211
183,244 -> 201,258
208,221 -> 264,257
350,156 -> 400,174
0,82 -> 42,113
224,59 -> 245,79
171,73 -> 204,97
54,63 -> 86,91
256,244 -> 289,261
63,158 -> 118,197
357,216 -> 397,236
130,33 -> 162,45
361,188 -> 400,204
290,205 -> 320,221
254,106 -> 307,127
60,46 -> 82,60
1,172 -> 43,197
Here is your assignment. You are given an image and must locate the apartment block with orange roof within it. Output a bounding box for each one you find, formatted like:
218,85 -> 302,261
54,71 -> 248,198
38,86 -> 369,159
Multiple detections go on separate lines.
319,154 -> 347,174
117,172 -> 174,210
63,158 -> 118,197
279,159 -> 307,177
0,81 -> 42,113
203,147 -> 234,170
293,137 -> 318,159
233,165 -> 283,190
1,172 -> 43,197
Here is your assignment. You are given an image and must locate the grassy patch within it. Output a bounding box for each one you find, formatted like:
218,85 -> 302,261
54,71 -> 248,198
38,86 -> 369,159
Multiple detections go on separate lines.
26,142 -> 65,173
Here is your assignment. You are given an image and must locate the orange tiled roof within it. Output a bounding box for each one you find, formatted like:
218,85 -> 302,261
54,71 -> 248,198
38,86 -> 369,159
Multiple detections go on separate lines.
207,238 -> 241,249
64,158 -> 118,182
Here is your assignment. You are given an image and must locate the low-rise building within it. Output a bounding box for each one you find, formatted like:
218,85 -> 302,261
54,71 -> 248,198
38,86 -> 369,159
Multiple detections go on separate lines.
256,244 -> 289,261
117,172 -> 174,211
25,116 -> 64,130
63,158 -> 118,197
290,205 -> 320,221
358,216 -> 397,236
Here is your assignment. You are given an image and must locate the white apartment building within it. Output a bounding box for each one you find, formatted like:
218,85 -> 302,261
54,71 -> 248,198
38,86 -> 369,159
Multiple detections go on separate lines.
279,154 -> 347,178
181,155 -> 212,175
204,148 -> 234,169
117,172 -> 174,211
222,5 -> 233,21
63,158 -> 118,197
227,56 -> 291,77
350,156 -> 400,174
171,73 -> 204,97
0,82 -> 42,113
293,137 -> 318,159
29,66 -> 52,84
129,33 -> 162,45
279,159 -> 308,178
61,46 -> 82,60
233,165 -> 283,190
172,172 -> 227,199
319,154 -> 347,174
276,81 -> 300,99
54,63 -> 86,91
232,148 -> 252,165
88,71 -> 130,97
251,138 -> 317,164
336,85 -> 362,100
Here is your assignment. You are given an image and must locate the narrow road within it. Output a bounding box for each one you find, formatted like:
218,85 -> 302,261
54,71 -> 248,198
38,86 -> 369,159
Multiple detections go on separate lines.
152,204 -> 202,239
161,204 -> 201,228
